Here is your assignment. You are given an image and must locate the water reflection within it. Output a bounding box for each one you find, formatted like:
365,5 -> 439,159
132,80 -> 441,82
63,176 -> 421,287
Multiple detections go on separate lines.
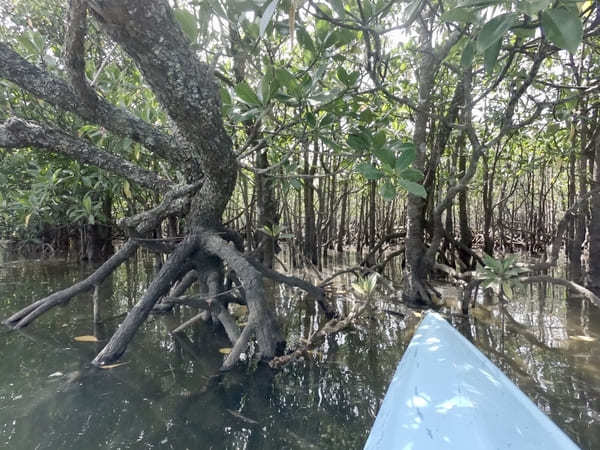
0,252 -> 598,449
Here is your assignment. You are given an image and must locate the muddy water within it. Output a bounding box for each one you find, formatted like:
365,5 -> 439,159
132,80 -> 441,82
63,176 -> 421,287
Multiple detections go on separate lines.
0,251 -> 598,449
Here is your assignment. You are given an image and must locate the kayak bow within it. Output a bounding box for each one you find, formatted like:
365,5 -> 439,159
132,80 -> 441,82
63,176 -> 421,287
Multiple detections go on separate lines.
364,312 -> 579,449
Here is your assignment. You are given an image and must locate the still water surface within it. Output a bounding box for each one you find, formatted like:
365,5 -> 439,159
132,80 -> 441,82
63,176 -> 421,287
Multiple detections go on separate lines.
0,251 -> 599,449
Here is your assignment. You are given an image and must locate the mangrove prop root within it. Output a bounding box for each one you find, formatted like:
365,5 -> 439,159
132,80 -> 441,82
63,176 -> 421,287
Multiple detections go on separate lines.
4,239 -> 139,328
199,229 -> 285,368
248,256 -> 336,318
4,226 -> 330,369
92,235 -> 198,366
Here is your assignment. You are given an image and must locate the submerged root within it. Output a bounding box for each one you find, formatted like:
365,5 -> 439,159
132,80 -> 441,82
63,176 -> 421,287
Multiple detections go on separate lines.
5,225 -> 333,370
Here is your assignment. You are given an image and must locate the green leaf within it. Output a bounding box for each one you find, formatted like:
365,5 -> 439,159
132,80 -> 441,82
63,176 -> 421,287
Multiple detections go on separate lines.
316,19 -> 331,42
379,181 -> 396,201
398,178 -> 427,198
359,109 -> 376,123
330,0 -> 346,17
346,71 -> 359,86
461,40 -> 475,68
394,143 -> 416,172
235,81 -> 262,106
373,147 -> 395,169
477,13 -> 516,52
336,66 -> 349,84
541,7 -> 583,53
442,7 -> 478,23
260,0 -> 279,38
335,29 -> 355,46
297,27 -> 316,53
173,9 -> 199,42
220,87 -> 231,106
398,167 -> 423,182
357,163 -> 383,180
373,131 -> 386,149
82,196 -> 92,213
512,26 -> 536,39
319,113 -> 335,127
18,30 -> 44,56
274,68 -> 299,93
347,133 -> 369,151
484,37 -> 502,74
315,3 -> 333,17
323,32 -> 338,49
261,69 -> 277,104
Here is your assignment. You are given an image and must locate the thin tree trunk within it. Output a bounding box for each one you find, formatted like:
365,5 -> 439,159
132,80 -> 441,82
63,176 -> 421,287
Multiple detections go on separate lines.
587,123 -> 600,292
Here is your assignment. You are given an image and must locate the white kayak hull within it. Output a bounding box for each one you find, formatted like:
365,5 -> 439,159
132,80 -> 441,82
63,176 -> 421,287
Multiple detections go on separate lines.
364,312 -> 579,449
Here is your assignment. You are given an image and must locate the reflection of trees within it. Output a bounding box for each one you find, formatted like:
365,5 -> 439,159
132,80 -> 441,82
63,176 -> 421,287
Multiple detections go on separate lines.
2,257 -> 599,449
471,299 -> 599,449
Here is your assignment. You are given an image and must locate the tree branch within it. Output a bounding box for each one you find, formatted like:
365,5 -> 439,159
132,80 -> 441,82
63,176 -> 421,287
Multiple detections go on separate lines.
86,0 -> 236,223
0,42 -> 188,164
64,0 -> 97,106
0,117 -> 170,190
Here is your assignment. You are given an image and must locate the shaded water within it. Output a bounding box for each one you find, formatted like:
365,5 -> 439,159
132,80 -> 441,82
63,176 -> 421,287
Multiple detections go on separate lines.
0,251 -> 598,449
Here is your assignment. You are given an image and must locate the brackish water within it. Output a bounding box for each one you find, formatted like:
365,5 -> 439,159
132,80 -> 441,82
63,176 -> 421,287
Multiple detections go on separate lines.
0,250 -> 599,449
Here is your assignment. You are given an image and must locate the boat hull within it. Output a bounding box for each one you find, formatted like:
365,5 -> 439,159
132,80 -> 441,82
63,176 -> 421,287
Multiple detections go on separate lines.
364,312 -> 579,449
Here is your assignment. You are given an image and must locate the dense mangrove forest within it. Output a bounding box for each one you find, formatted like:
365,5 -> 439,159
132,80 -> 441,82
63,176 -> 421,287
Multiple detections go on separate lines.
0,0 -> 599,448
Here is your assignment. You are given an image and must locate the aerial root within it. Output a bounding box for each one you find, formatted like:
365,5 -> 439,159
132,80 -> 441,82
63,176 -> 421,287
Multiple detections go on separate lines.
92,235 -> 198,365
3,239 -> 139,328
198,228 -> 285,370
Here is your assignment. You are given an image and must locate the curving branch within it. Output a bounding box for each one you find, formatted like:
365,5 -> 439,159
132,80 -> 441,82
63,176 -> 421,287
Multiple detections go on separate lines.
0,42 -> 189,165
120,181 -> 203,232
0,117 -> 170,190
86,0 -> 237,225
64,0 -> 102,111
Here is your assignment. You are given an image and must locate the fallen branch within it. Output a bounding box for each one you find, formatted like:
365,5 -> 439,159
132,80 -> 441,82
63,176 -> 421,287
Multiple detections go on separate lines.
520,275 -> 600,308
269,296 -> 371,369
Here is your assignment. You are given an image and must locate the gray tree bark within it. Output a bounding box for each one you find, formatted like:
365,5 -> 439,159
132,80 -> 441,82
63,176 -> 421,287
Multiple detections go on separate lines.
2,0 -> 284,368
